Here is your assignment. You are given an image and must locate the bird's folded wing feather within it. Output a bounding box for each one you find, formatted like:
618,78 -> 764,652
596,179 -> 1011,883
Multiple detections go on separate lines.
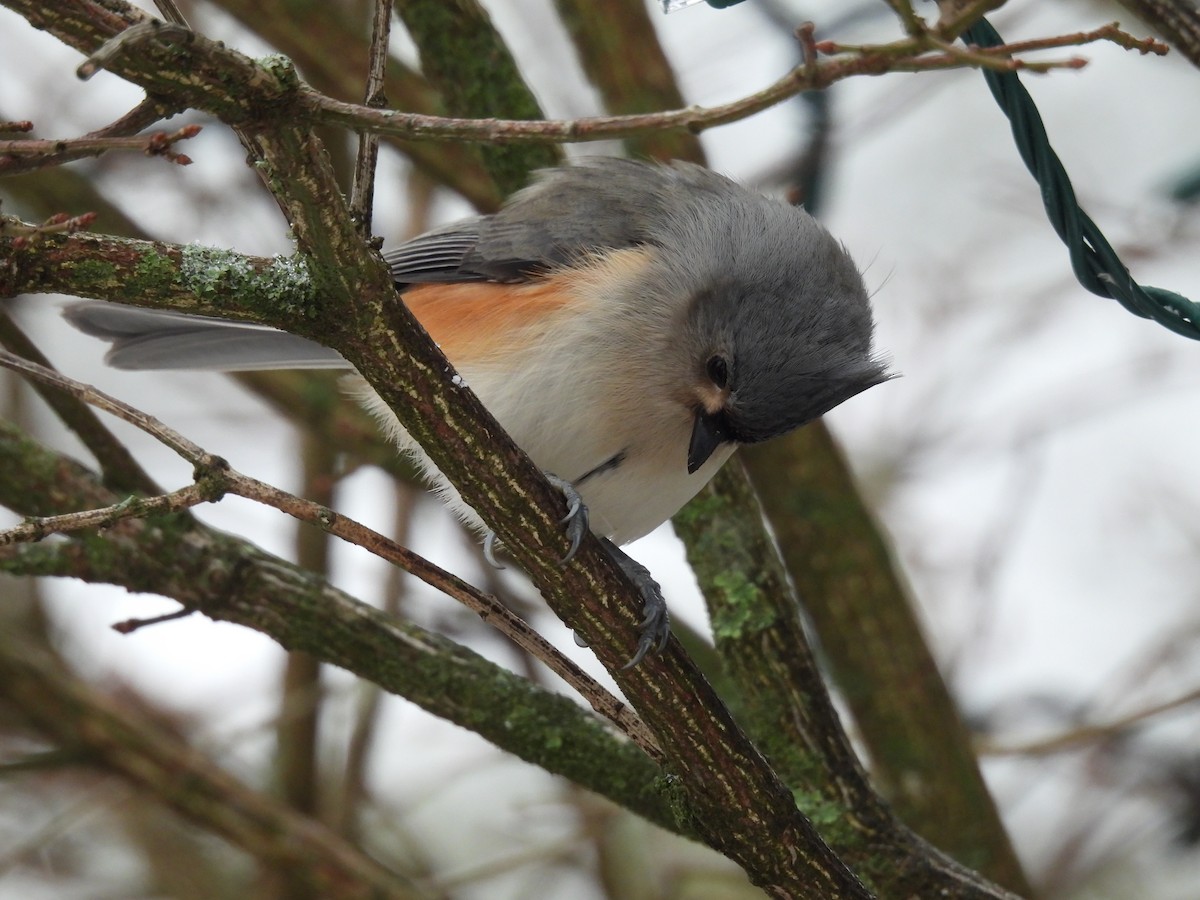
384,158 -> 677,286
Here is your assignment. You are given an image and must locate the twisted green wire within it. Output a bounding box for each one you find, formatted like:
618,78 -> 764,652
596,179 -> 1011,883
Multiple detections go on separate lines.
965,18 -> 1200,339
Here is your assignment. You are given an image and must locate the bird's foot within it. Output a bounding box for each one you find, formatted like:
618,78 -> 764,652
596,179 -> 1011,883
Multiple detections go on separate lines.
545,473 -> 588,565
482,530 -> 506,569
482,472 -> 588,569
600,538 -> 671,668
483,476 -> 668,666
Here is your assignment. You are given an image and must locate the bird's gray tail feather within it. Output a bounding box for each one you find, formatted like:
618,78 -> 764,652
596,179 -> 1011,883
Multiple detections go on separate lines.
64,302 -> 349,372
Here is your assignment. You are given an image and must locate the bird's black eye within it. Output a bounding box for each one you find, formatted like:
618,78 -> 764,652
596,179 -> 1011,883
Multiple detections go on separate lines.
706,354 -> 730,390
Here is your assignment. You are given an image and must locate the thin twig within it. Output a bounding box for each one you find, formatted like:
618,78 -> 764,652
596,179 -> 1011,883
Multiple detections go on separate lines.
303,21 -> 1159,144
349,0 -> 393,237
0,481 -> 216,546
0,125 -> 201,167
981,685 -> 1200,757
0,212 -> 97,246
934,0 -> 1009,40
0,99 -> 180,176
920,33 -> 1088,73
919,21 -> 1168,72
112,606 -> 195,633
0,348 -> 660,759
880,0 -> 926,36
77,20 -> 194,81
990,22 -> 1169,56
820,22 -> 1163,74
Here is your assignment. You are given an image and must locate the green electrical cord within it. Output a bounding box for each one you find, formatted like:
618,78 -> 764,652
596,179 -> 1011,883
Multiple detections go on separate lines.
964,17 -> 1200,339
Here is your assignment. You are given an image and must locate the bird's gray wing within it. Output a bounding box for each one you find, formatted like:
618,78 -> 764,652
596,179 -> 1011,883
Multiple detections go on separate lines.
385,159 -> 697,285
382,217 -> 491,284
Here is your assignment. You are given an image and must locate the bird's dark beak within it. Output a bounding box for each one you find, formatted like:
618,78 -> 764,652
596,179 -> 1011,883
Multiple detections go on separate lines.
688,409 -> 730,474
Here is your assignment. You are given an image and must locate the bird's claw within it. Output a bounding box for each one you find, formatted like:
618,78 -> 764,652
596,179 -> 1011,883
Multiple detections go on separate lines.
546,476 -> 670,664
625,592 -> 671,668
486,477 -> 669,666
482,530 -> 505,570
545,473 -> 588,565
482,472 -> 586,569
600,538 -> 671,668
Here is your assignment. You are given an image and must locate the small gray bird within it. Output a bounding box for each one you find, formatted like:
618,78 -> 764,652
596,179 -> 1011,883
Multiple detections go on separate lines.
68,159 -> 889,662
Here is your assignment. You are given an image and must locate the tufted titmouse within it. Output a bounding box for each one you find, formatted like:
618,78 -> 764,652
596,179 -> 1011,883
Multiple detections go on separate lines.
67,158 -> 888,662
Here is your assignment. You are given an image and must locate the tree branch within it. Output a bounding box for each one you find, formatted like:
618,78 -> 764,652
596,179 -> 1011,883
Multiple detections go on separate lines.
743,427 -> 1031,894
981,684 -> 1200,757
0,98 -> 179,176
0,124 -> 200,170
675,461 -> 1025,899
0,418 -> 676,832
301,25 -> 1142,144
348,0 -> 394,235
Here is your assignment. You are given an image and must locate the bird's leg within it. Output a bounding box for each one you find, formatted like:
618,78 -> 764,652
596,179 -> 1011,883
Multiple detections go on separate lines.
482,473 -> 587,569
544,473 -> 588,564
598,537 -> 671,668
482,474 -> 670,666
545,476 -> 670,665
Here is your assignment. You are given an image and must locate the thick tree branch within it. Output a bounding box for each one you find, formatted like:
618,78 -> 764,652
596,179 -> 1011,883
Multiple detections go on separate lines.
676,461 -> 1025,899
0,229 -> 311,321
743,427 -> 1031,893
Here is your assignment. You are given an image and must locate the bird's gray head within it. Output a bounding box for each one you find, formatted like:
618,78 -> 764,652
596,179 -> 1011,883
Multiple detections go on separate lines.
654,172 -> 889,473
